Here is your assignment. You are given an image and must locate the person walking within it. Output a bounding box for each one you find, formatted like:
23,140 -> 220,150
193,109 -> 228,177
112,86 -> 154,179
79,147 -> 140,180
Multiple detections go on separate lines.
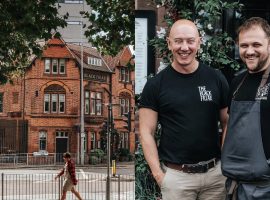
55,152 -> 83,200
139,19 -> 229,200
222,17 -> 270,200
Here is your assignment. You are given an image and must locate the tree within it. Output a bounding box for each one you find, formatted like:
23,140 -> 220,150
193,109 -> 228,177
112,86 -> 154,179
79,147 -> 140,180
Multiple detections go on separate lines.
0,0 -> 67,83
83,0 -> 134,56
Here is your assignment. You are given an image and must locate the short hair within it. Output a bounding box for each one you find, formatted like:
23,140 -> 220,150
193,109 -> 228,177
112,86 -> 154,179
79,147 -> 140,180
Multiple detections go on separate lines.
237,17 -> 270,41
63,152 -> 71,158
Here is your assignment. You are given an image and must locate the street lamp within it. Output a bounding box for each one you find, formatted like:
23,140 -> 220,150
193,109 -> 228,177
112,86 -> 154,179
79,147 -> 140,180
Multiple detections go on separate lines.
80,9 -> 85,165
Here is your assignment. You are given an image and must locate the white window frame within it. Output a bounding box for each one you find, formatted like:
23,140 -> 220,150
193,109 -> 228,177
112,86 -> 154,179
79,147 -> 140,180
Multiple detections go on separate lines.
59,94 -> 65,113
44,94 -> 50,113
44,59 -> 51,74
39,131 -> 47,151
85,91 -> 90,114
52,59 -> 58,74
59,59 -> 66,74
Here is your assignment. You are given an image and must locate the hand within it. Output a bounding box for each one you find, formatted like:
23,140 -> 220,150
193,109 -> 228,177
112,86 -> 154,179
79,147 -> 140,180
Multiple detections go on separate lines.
54,175 -> 59,180
153,171 -> 165,186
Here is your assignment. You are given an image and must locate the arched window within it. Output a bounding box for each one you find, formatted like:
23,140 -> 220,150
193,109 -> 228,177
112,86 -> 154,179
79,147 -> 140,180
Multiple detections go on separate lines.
44,84 -> 66,113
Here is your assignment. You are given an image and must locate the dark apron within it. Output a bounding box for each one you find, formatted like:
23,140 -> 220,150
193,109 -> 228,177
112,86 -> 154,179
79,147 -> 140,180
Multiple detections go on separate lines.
221,69 -> 270,200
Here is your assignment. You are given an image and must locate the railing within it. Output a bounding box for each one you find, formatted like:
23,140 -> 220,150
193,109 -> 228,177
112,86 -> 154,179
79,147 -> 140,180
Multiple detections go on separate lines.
0,173 -> 135,200
0,153 -> 104,166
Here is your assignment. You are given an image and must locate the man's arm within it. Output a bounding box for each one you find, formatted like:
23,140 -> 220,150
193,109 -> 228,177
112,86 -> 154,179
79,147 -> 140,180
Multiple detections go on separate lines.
219,107 -> 229,148
139,108 -> 164,185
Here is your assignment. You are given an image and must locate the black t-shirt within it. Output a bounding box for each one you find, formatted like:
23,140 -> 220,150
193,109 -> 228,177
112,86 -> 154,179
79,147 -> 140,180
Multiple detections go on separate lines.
139,63 -> 229,164
228,70 -> 270,159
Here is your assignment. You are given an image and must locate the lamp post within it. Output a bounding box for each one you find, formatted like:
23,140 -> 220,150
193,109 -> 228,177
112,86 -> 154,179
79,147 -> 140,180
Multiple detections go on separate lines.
80,9 -> 85,165
106,103 -> 112,200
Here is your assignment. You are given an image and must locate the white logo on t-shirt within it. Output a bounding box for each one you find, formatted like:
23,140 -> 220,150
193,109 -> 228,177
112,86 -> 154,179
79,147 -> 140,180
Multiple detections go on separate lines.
198,86 -> 213,102
256,83 -> 270,100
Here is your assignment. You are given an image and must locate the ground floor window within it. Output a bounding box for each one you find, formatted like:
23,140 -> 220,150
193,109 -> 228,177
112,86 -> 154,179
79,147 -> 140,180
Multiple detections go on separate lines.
39,131 -> 47,151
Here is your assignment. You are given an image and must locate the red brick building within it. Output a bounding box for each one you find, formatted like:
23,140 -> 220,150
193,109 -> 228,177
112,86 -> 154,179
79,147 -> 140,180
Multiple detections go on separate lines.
0,38 -> 135,162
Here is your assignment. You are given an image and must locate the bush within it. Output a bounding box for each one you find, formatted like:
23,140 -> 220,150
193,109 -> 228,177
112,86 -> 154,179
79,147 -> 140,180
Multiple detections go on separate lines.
89,149 -> 105,165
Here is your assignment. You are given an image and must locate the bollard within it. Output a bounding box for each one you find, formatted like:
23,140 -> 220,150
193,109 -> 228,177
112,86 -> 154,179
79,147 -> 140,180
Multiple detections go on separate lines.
112,160 -> 116,177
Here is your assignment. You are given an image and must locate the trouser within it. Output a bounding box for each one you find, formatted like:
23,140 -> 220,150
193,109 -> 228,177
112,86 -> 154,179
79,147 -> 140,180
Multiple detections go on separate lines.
160,162 -> 226,200
225,178 -> 270,200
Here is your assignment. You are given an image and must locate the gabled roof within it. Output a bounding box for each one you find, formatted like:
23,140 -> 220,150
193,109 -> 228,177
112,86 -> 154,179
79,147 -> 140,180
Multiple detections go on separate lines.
102,46 -> 134,71
67,44 -> 112,73
42,37 -> 75,59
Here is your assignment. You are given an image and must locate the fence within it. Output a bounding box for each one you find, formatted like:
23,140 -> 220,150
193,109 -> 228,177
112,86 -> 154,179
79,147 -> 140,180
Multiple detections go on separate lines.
0,173 -> 135,200
0,153 -> 100,166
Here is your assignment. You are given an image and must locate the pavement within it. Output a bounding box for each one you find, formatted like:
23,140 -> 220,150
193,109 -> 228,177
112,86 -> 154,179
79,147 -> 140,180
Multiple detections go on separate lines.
0,161 -> 135,175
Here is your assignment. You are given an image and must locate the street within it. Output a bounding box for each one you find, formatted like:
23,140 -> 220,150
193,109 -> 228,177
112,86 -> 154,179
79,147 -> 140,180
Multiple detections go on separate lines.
0,164 -> 135,200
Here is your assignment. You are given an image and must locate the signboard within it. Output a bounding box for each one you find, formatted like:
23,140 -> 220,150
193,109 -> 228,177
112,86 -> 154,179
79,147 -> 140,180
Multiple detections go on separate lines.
84,72 -> 107,82
135,18 -> 148,95
135,10 -> 156,95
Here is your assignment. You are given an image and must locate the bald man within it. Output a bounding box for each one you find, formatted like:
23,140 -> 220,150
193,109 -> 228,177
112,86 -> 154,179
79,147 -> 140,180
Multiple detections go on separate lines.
139,19 -> 229,199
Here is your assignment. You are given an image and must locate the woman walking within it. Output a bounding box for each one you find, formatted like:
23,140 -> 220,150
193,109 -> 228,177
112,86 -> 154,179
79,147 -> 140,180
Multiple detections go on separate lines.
55,152 -> 83,200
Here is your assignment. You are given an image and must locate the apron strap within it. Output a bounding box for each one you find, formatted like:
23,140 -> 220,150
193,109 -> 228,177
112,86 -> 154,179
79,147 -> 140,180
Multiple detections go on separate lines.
259,65 -> 270,87
227,180 -> 238,200
233,65 -> 270,99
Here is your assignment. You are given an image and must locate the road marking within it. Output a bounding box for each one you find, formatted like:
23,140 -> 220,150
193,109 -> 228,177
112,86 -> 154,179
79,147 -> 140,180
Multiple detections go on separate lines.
79,169 -> 86,179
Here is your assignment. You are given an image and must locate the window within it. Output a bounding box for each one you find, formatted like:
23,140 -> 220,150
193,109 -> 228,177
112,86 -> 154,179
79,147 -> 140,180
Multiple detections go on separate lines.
119,67 -> 129,82
66,21 -> 81,25
0,93 -> 3,112
120,132 -> 129,149
51,94 -> 58,113
90,92 -> 102,115
59,94 -> 65,113
52,59 -> 58,74
44,85 -> 66,113
39,131 -> 47,151
44,58 -> 66,75
88,57 -> 102,66
45,59 -> 50,73
12,92 -> 19,104
56,131 -> 68,137
59,59 -> 66,74
44,94 -> 50,113
64,0 -> 83,3
85,91 -> 90,114
120,98 -> 129,116
91,132 -> 96,149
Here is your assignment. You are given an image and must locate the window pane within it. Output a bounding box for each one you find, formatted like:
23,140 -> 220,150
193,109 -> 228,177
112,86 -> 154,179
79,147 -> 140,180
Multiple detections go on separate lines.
96,92 -> 101,99
96,99 -> 102,115
45,59 -> 50,73
44,94 -> 50,113
85,91 -> 90,114
39,131 -> 47,151
52,59 -> 58,74
90,92 -> 95,114
59,94 -> 65,113
52,94 -> 57,112
91,132 -> 96,149
125,69 -> 129,82
59,59 -> 65,74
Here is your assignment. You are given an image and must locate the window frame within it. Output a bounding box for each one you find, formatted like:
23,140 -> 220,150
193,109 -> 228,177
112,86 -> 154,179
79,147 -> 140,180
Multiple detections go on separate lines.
44,93 -> 66,114
39,131 -> 47,151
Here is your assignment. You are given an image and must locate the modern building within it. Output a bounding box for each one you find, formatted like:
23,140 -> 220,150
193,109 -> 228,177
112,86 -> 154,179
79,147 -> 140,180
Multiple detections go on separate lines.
57,0 -> 91,45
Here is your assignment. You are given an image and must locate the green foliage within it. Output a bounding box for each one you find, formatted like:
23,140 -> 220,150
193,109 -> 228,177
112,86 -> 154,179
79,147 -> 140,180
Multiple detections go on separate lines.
151,0 -> 243,70
135,144 -> 161,200
0,0 -> 67,83
89,149 -> 105,165
83,0 -> 134,56
137,1 -> 244,199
